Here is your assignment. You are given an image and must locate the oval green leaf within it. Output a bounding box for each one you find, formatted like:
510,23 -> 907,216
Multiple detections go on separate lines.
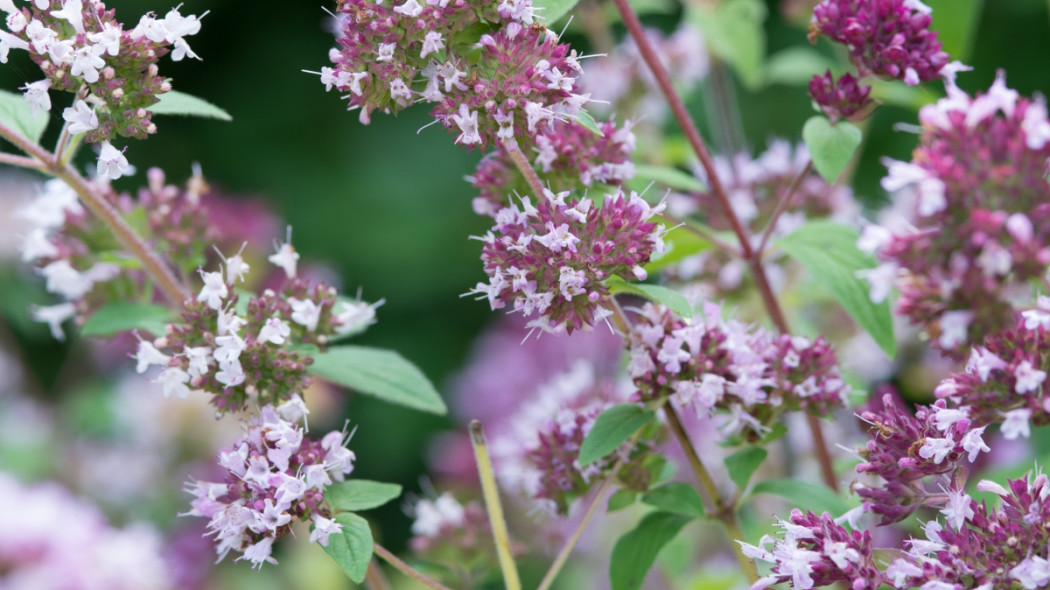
775,221 -> 895,357
151,90 -> 232,121
80,302 -> 176,337
608,488 -> 638,513
578,403 -> 654,466
608,279 -> 693,321
309,345 -> 447,415
610,511 -> 692,590
641,483 -> 705,519
748,478 -> 849,518
802,115 -> 862,183
325,480 -> 403,513
724,447 -> 767,491
0,89 -> 48,144
322,512 -> 373,584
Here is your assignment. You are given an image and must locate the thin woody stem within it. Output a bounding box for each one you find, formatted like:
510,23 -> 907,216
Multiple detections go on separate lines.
372,544 -> 454,590
660,212 -> 742,257
756,160 -> 813,257
611,0 -> 839,492
0,152 -> 45,170
364,558 -> 393,590
0,120 -> 190,307
503,139 -> 546,199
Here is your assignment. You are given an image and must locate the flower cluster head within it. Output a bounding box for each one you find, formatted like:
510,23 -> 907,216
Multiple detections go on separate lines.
0,472 -> 173,589
742,509 -> 882,590
408,492 -> 497,577
320,0 -> 590,151
809,0 -> 948,85
934,315 -> 1050,438
626,301 -> 850,442
852,392 -> 990,524
469,117 -> 637,217
490,360 -> 649,515
886,470 -> 1050,590
862,72 -> 1050,355
809,70 -> 873,123
468,186 -> 666,335
134,237 -> 382,413
183,404 -> 354,568
3,0 -> 203,150
668,141 -> 856,293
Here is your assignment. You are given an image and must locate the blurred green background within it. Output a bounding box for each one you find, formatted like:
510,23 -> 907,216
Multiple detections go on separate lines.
1,0 -> 1049,570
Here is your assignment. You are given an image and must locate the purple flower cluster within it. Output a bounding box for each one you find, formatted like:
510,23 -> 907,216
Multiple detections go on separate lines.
886,471 -> 1050,589
742,510 -> 883,590
861,73 -> 1050,355
320,0 -> 589,150
183,404 -> 354,568
469,118 -> 637,217
853,393 -> 990,524
809,0 -> 948,85
626,302 -> 850,441
469,187 -> 665,335
808,70 -> 873,124
408,492 -> 498,581
2,0 -> 202,145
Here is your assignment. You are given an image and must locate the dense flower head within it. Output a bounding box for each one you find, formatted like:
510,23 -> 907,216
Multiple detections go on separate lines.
470,118 -> 636,217
3,0 -> 203,143
742,509 -> 883,590
853,392 -> 990,524
809,0 -> 948,85
468,186 -> 666,335
809,70 -> 873,123
934,316 -> 1050,436
626,301 -> 850,441
886,470 -> 1050,590
490,360 -> 648,515
183,405 -> 354,568
863,73 -> 1050,355
0,471 -> 174,590
321,0 -> 589,151
408,493 -> 497,576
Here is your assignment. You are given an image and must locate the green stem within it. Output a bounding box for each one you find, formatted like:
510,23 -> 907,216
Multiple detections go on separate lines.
372,544 -> 454,590
470,420 -> 523,590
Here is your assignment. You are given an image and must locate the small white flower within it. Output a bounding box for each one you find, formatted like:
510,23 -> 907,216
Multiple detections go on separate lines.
39,259 -> 93,299
939,488 -> 973,530
451,103 -> 481,145
288,298 -> 321,332
62,99 -> 99,135
196,270 -> 228,310
133,340 -> 170,374
393,0 -> 423,17
154,367 -> 191,398
20,228 -> 58,262
69,43 -> 106,83
258,317 -> 290,345
29,302 -> 75,340
268,242 -> 299,279
51,0 -> 84,35
1002,408 -> 1033,440
96,142 -> 130,180
309,514 -> 343,547
183,346 -> 211,378
420,31 -> 443,58
1014,360 -> 1047,394
87,21 -> 121,55
21,79 -> 51,117
334,299 -> 382,337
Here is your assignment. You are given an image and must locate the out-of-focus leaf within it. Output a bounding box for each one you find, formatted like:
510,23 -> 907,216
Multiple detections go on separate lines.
151,90 -> 232,121
579,403 -> 654,466
0,89 -> 48,144
802,115 -> 862,183
610,512 -> 692,590
309,346 -> 447,415
81,302 -> 175,337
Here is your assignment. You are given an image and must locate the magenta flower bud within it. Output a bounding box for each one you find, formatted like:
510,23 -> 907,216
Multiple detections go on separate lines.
809,70 -> 873,123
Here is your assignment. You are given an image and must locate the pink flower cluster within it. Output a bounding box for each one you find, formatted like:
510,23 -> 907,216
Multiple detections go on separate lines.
469,187 -> 665,335
321,0 -> 590,150
743,510 -> 883,590
470,118 -> 637,217
853,392 -> 990,525
183,404 -> 353,568
626,302 -> 850,441
862,73 -> 1050,355
809,0 -> 948,86
3,0 -> 202,143
808,70 -> 872,124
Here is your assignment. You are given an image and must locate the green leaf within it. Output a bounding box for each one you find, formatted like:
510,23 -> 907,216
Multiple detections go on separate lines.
749,478 -> 849,518
151,90 -> 232,121
608,488 -> 638,512
309,346 -> 447,415
801,115 -> 862,183
633,164 -> 706,193
610,512 -> 692,590
764,47 -> 837,86
572,109 -> 604,136
775,221 -> 896,357
534,0 -> 580,24
644,223 -> 713,274
578,403 -> 654,466
607,280 -> 694,321
0,89 -> 48,144
925,0 -> 985,62
692,0 -> 767,89
325,480 -> 403,512
641,483 -> 705,519
724,447 -> 767,491
322,512 -> 373,584
80,302 -> 176,337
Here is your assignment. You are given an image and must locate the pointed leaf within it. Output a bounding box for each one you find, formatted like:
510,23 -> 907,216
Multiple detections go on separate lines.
322,512 -> 373,584
579,403 -> 654,466
749,478 -> 849,517
325,480 -> 403,512
80,302 -> 176,337
309,345 -> 447,415
610,512 -> 692,590
607,279 -> 693,321
534,0 -> 581,25
724,447 -> 767,491
775,221 -> 895,357
692,0 -> 767,89
608,488 -> 638,512
641,483 -> 705,519
802,115 -> 862,183
643,224 -> 713,274
572,108 -> 604,136
151,90 -> 232,121
0,89 -> 48,144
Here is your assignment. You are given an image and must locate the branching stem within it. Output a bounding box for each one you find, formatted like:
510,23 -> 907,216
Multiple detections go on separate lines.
373,544 -> 454,590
